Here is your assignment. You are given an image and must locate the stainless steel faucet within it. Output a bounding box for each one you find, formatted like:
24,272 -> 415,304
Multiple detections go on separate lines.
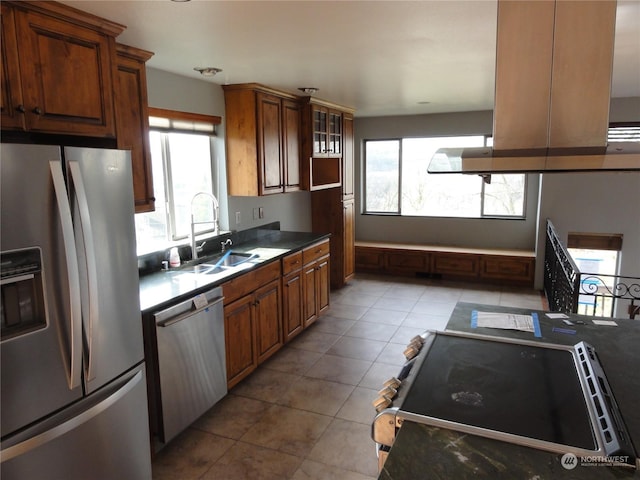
221,239 -> 232,253
190,192 -> 219,260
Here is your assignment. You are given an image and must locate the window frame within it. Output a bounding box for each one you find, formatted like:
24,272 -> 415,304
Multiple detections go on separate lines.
135,108 -> 221,253
362,135 -> 528,219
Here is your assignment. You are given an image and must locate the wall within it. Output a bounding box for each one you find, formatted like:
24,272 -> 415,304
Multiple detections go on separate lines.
353,111 -> 540,250
145,67 -> 312,233
536,171 -> 640,314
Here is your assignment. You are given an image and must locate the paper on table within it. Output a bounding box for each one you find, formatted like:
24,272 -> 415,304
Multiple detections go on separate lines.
546,312 -> 569,319
592,319 -> 618,326
472,311 -> 541,337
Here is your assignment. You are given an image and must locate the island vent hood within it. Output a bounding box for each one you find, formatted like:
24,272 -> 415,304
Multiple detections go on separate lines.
428,0 -> 640,174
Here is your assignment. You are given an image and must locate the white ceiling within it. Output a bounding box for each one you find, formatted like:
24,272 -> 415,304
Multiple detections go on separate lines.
63,0 -> 640,117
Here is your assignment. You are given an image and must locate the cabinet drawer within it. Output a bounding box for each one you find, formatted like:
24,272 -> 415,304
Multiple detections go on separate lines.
302,239 -> 330,265
432,253 -> 479,276
386,251 -> 429,270
282,251 -> 303,275
481,256 -> 534,283
222,261 -> 282,304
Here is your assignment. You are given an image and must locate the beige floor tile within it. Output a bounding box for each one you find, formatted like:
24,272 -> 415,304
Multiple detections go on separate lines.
359,307 -> 407,326
151,428 -> 234,480
326,336 -> 387,361
420,285 -> 463,303
201,441 -> 302,480
304,354 -> 372,385
459,289 -> 502,304
307,418 -> 379,477
291,459 -> 377,480
401,311 -> 449,330
277,376 -> 355,416
192,394 -> 271,440
240,404 -> 332,457
389,325 -> 427,344
344,321 -> 399,342
289,328 -> 341,354
231,367 -> 300,403
382,284 -> 426,299
326,303 -> 370,320
358,361 -> 402,389
411,299 -> 456,316
335,386 -> 378,425
372,297 -> 417,312
312,315 -> 357,335
374,342 -> 407,366
333,292 -> 381,307
262,345 -> 323,375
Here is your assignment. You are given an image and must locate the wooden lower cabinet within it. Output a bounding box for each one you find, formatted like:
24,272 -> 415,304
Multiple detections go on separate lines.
222,261 -> 282,389
223,295 -> 256,389
302,241 -> 330,327
355,243 -> 535,286
282,251 -> 304,342
254,279 -> 282,363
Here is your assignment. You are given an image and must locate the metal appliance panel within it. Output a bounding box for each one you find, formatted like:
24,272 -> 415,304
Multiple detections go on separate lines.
64,147 -> 144,394
0,144 -> 83,437
155,287 -> 227,443
1,365 -> 152,480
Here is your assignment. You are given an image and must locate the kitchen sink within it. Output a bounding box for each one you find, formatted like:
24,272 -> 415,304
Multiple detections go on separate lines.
176,251 -> 258,276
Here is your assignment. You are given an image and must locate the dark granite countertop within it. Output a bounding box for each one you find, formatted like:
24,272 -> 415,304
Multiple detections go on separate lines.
379,302 -> 640,479
139,229 -> 329,313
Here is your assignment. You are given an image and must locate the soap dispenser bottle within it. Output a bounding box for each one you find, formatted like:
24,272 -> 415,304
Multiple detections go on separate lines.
169,247 -> 181,268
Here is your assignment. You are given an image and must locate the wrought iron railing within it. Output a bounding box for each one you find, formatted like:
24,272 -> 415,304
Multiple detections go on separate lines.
544,220 -> 580,314
544,219 -> 640,319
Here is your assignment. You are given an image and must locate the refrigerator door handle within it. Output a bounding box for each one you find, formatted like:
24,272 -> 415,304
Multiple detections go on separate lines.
0,369 -> 143,463
68,161 -> 100,382
49,160 -> 82,390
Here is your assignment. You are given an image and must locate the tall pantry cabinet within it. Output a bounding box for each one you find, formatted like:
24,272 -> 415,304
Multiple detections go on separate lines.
309,107 -> 356,289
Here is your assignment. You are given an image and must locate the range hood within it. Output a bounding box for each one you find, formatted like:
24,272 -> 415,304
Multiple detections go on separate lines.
428,0 -> 640,174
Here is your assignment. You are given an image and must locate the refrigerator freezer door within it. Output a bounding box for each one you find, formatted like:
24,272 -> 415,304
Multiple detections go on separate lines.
64,147 -> 144,394
0,144 -> 83,437
0,364 -> 152,480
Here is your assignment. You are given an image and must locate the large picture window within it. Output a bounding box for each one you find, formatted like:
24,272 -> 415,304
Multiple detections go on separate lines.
364,136 -> 526,218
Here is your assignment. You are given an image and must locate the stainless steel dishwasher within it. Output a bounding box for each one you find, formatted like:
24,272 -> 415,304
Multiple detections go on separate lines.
154,286 -> 226,444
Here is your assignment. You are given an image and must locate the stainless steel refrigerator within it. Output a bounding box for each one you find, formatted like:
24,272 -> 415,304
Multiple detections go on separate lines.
0,144 -> 152,479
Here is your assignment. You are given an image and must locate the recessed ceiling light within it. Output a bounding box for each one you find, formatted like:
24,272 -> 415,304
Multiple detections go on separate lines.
194,67 -> 222,77
417,101 -> 431,105
171,0 -> 191,2
298,87 -> 319,94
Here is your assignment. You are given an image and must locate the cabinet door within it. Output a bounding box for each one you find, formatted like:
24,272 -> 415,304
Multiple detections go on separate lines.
316,256 -> 330,316
282,271 -> 303,342
115,45 -> 155,213
302,263 -> 318,327
282,99 -> 301,192
342,113 -> 354,199
343,199 -> 355,282
257,92 -> 283,195
224,295 -> 256,389
312,106 -> 328,156
328,110 -> 342,157
1,4 -> 25,130
15,9 -> 116,137
255,279 -> 282,363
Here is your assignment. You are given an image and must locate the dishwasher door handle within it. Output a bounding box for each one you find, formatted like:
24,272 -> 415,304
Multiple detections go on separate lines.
156,295 -> 224,328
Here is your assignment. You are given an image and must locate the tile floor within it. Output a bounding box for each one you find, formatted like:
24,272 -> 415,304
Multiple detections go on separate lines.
151,274 -> 545,480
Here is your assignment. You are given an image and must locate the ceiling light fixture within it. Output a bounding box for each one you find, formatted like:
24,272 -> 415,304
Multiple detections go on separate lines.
194,67 -> 222,77
298,87 -> 319,95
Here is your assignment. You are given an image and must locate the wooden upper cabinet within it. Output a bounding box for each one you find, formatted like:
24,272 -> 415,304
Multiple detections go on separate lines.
1,4 -> 25,130
2,2 -> 124,137
342,112 -> 354,199
115,43 -> 155,213
300,97 -> 355,191
282,99 -> 301,192
257,92 -> 285,195
223,84 -> 301,196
